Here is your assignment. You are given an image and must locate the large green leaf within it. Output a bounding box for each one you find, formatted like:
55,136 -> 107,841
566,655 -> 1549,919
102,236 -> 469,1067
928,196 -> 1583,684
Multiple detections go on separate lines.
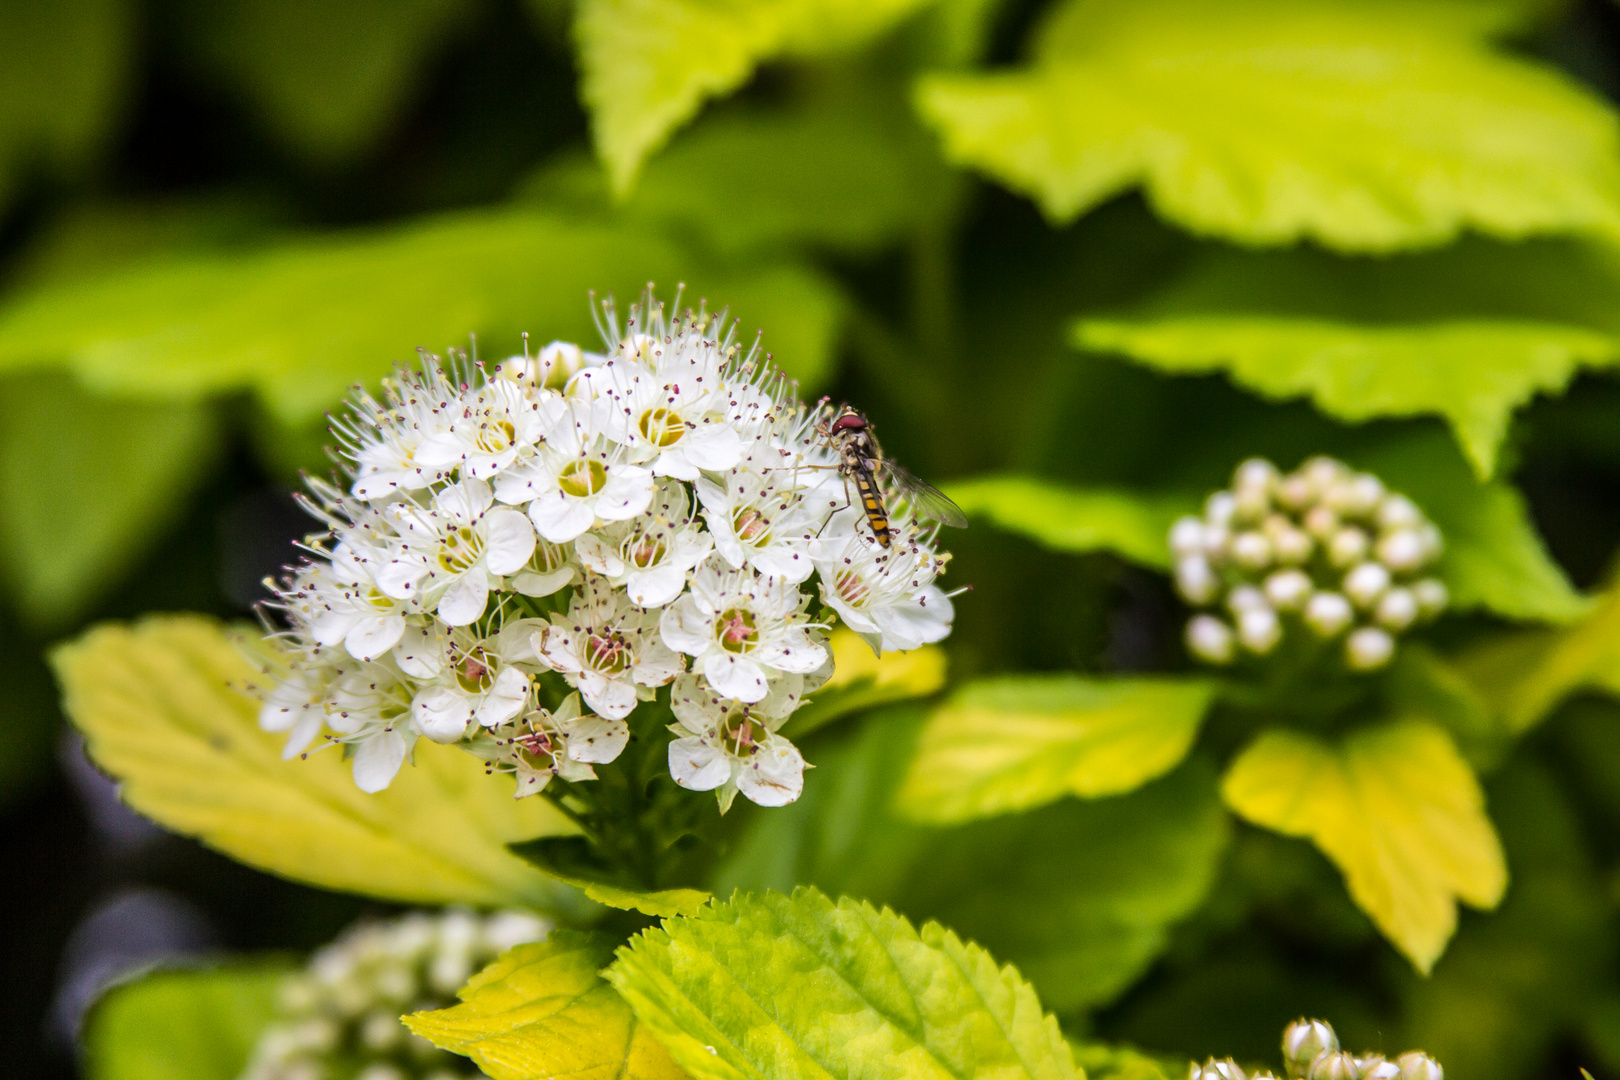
83,963 -> 292,1080
945,476 -> 1198,569
1222,721 -> 1507,973
714,715 -> 1229,1012
54,615 -> 584,912
406,932 -> 691,1080
0,209 -> 844,423
917,0 -> 1620,250
171,0 -> 473,164
577,0 -> 937,193
0,371 -> 218,625
897,675 -> 1215,823
779,628 -> 947,740
606,887 -> 1078,1080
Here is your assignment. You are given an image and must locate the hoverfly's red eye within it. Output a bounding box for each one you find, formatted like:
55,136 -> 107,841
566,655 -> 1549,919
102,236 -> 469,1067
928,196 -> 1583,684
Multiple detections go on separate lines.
830,413 -> 866,434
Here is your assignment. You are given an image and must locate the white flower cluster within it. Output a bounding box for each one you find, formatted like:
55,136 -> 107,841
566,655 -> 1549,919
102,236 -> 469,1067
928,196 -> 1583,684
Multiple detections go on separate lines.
255,296 -> 954,810
1189,1018 -> 1442,1080
1171,457 -> 1447,673
241,908 -> 549,1080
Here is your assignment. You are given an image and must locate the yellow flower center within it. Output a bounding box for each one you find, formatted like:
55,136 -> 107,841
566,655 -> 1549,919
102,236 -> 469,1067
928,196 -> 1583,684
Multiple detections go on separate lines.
559,459 -> 607,499
638,407 -> 686,448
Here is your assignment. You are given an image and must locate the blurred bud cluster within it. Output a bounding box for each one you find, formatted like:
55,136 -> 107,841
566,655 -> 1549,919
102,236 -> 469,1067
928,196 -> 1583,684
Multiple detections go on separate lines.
1191,1018 -> 1442,1080
240,909 -> 549,1080
1171,457 -> 1448,671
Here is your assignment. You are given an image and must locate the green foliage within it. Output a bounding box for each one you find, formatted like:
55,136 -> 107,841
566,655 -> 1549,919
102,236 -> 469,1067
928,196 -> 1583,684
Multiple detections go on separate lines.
897,675 -> 1215,823
82,963 -> 293,1080
1221,721 -> 1507,972
945,476 -> 1198,568
54,616 -> 584,912
0,371 -> 218,625
779,629 -> 948,740
0,209 -> 843,424
577,0 -> 937,192
917,0 -> 1620,250
406,932 -> 691,1080
606,886 -> 1079,1080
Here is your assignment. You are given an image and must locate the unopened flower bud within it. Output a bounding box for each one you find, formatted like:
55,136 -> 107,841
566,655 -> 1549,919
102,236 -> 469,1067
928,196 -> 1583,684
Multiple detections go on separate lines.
1207,490 -> 1237,526
1418,524 -> 1443,561
1375,587 -> 1417,631
1271,526 -> 1313,566
1238,606 -> 1282,654
360,1010 -> 403,1051
1328,527 -> 1369,568
1171,517 -> 1207,559
1358,1057 -> 1400,1080
1203,524 -> 1232,562
1304,505 -> 1339,540
1228,584 -> 1268,614
1304,591 -> 1354,637
1346,626 -> 1395,670
1278,473 -> 1313,510
1233,487 -> 1270,524
1199,1058 -> 1248,1080
1377,494 -> 1421,531
1232,531 -> 1274,571
1375,529 -> 1426,573
1177,556 -> 1220,605
1310,1052 -> 1360,1080
1303,456 -> 1348,492
1343,562 -> 1391,609
1395,1052 -> 1442,1080
1344,474 -> 1386,516
1235,458 -> 1280,493
1265,569 -> 1313,611
1413,579 -> 1448,619
1283,1019 -> 1339,1076
1187,615 -> 1236,665
357,1065 -> 406,1080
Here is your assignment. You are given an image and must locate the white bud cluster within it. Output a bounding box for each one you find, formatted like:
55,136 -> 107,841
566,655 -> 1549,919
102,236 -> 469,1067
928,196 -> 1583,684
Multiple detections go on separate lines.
1171,457 -> 1446,672
251,294 -> 955,811
1280,1018 -> 1442,1080
241,909 -> 549,1080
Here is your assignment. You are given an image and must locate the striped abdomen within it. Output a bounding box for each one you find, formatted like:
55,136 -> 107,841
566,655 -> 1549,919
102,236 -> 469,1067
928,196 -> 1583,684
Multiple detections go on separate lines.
854,467 -> 891,547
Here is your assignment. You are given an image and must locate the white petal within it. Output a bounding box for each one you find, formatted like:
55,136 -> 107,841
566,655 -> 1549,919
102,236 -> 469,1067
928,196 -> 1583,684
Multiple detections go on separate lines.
392,623 -> 445,679
412,685 -> 473,743
565,715 -> 629,764
750,544 -> 814,584
669,675 -> 723,732
437,573 -> 489,626
575,532 -> 625,577
483,508 -> 536,574
752,628 -> 827,675
592,467 -> 655,521
308,608 -> 354,647
633,639 -> 684,687
668,737 -> 732,791
876,587 -> 955,651
344,614 -> 406,661
436,478 -> 494,523
704,652 -> 768,704
280,709 -> 326,760
474,667 -> 531,728
626,564 -> 686,608
529,491 -> 596,543
578,671 -> 638,720
659,596 -> 713,656
376,559 -> 429,601
352,730 -> 410,792
737,738 -> 806,807
677,424 -> 743,472
413,431 -> 468,469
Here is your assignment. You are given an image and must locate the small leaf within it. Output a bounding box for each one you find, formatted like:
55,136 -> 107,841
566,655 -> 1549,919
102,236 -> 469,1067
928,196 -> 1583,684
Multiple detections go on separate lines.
0,371 -> 218,626
83,963 -> 292,1080
54,615 -> 584,912
779,628 -> 947,740
916,0 -> 1620,250
1222,721 -> 1508,972
946,475 -> 1199,568
897,675 -> 1216,823
606,886 -> 1079,1080
406,932 -> 689,1080
577,0 -> 937,193
1077,317 -> 1620,480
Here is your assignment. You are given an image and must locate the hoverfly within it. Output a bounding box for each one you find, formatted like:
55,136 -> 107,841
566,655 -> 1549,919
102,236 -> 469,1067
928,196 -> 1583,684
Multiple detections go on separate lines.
818,403 -> 967,548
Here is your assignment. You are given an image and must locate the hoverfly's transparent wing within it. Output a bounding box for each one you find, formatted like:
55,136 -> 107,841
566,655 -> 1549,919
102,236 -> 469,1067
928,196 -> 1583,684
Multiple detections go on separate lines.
878,461 -> 968,529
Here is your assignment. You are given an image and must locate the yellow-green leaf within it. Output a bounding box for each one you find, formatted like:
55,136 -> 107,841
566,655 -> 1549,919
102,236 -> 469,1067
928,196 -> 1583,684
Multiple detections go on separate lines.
53,615 -> 583,912
917,0 -> 1620,250
897,675 -> 1216,824
573,880 -> 712,920
577,0 -> 936,193
946,475 -> 1199,569
779,627 -> 946,739
406,932 -> 689,1080
1221,721 -> 1508,972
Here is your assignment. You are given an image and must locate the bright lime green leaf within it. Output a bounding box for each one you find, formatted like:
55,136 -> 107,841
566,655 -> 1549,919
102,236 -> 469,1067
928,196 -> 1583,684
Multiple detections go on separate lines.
172,0 -> 472,164
0,371 -> 218,625
577,0 -> 937,193
0,0 -> 129,208
946,475 -> 1199,568
714,715 -> 1229,1012
0,209 -> 844,423
1222,721 -> 1508,972
1077,318 -> 1620,480
83,963 -> 291,1080
917,0 -> 1620,251
1356,431 -> 1590,623
607,887 -> 1078,1080
406,932 -> 690,1080
779,628 -> 946,740
897,675 -> 1216,823
569,878 -> 712,919
53,615 -> 584,912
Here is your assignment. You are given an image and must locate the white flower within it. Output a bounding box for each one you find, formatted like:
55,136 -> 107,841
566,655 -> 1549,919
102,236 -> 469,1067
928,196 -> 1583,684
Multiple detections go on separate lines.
814,527 -> 953,654
376,478 -> 535,626
339,370 -> 456,500
580,339 -> 744,479
506,536 -> 577,598
394,620 -> 543,742
660,559 -> 827,703
319,660 -> 419,793
279,550 -> 409,663
412,378 -> 552,480
536,575 -> 682,719
493,398 -> 655,543
695,447 -> 826,584
666,674 -> 807,810
258,653 -> 338,759
576,482 -> 712,607
472,695 -> 627,797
